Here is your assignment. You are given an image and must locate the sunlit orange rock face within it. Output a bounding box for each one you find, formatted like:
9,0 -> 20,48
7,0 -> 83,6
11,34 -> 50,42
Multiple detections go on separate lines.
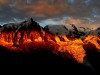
0,18 -> 100,64
83,35 -> 100,52
54,37 -> 86,63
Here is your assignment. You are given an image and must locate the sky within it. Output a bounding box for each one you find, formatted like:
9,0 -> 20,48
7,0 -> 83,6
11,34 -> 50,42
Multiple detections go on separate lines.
0,0 -> 100,29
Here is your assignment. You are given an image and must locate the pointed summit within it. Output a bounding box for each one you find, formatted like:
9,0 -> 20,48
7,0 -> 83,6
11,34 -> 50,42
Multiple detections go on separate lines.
0,18 -> 42,31
20,18 -> 42,30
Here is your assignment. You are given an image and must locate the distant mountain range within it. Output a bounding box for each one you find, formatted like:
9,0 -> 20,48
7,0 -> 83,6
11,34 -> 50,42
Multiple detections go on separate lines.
44,24 -> 100,37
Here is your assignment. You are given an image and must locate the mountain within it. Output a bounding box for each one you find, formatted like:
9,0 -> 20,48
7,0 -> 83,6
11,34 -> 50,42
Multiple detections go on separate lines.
0,18 -> 100,74
44,25 -> 69,35
44,24 -> 87,38
92,27 -> 100,36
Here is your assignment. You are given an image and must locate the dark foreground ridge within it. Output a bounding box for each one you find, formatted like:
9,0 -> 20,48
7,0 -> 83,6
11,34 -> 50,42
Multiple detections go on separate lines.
0,46 -> 95,75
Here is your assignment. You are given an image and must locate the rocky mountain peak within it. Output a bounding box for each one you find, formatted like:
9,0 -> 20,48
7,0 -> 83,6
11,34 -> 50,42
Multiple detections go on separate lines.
0,18 -> 42,31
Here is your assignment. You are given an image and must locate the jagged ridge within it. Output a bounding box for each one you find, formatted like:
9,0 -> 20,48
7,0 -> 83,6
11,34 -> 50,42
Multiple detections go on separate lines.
0,18 -> 100,64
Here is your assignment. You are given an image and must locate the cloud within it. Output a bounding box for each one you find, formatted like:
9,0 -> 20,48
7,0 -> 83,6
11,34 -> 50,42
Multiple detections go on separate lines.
0,0 -> 100,27
39,18 -> 63,26
11,0 -> 92,17
12,0 -> 100,18
14,0 -> 67,17
0,0 -> 9,5
61,17 -> 100,30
